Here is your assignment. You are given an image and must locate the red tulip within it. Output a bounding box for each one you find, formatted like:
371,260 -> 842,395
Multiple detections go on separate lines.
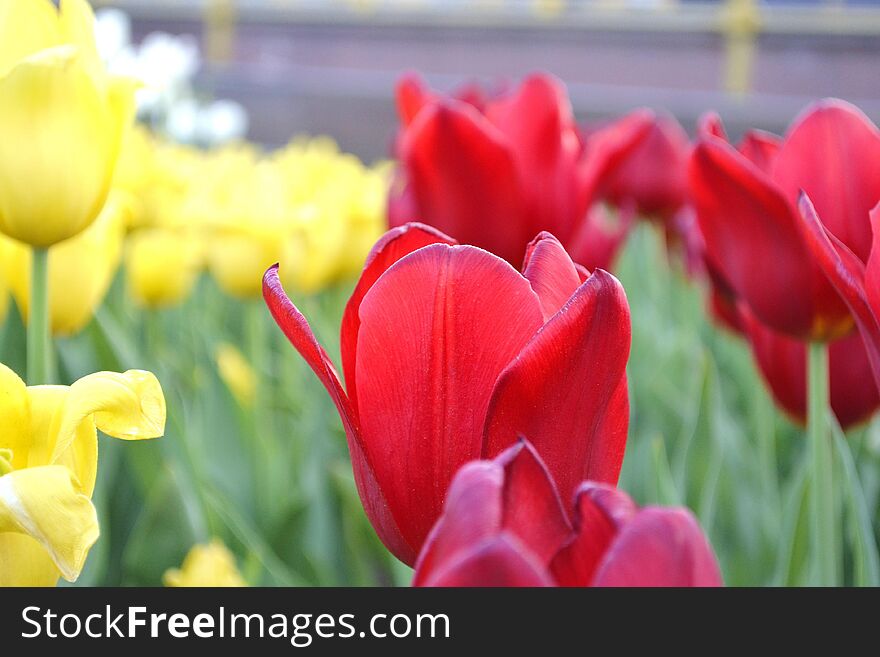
413,440 -> 722,587
689,100 -> 880,340
263,224 -> 631,565
743,308 -> 880,429
798,194 -> 880,393
678,205 -> 879,429
603,113 -> 690,222
388,72 -> 653,267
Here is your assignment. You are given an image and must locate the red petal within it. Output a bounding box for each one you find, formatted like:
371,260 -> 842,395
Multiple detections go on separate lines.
412,461 -> 504,587
262,265 -> 414,562
689,137 -> 848,338
579,109 -> 655,212
483,269 -> 631,504
355,244 -> 545,551
773,100 -> 880,263
566,201 -> 635,272
340,223 -> 457,415
868,203 -> 880,320
400,101 -> 533,265
604,114 -> 690,220
386,170 -> 419,228
497,440 -> 572,563
417,535 -> 555,587
797,193 -> 880,391
737,129 -> 781,174
697,111 -> 727,140
484,74 -> 582,240
396,72 -> 435,126
521,232 -> 581,321
745,312 -> 880,429
550,483 -> 637,586
591,507 -> 723,587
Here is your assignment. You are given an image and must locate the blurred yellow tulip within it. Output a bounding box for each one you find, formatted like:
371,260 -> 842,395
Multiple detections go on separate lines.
215,342 -> 256,408
0,363 -> 165,586
163,539 -> 247,587
125,228 -> 203,309
0,266 -> 7,325
0,196 -> 127,336
0,0 -> 135,248
207,227 -> 284,299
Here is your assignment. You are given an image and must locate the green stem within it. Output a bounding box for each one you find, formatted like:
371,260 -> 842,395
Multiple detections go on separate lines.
27,247 -> 53,384
808,341 -> 836,586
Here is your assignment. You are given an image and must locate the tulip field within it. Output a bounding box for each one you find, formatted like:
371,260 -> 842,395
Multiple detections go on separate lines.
2,0 -> 880,590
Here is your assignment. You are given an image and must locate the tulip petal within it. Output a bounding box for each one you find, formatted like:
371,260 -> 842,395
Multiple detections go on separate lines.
591,507 -> 723,587
521,232 -> 581,321
551,482 -> 637,586
263,265 -> 415,563
737,129 -> 781,174
797,194 -> 880,391
483,269 -> 631,503
417,535 -> 555,587
604,114 -> 690,220
744,312 -> 880,429
689,137 -> 847,338
400,101 -> 533,265
566,201 -> 635,272
496,440 -> 572,563
0,362 -> 31,469
0,533 -> 60,587
0,48 -> 126,247
356,244 -> 545,550
396,72 -> 435,126
484,74 -> 582,239
340,223 -> 456,414
0,465 -> 98,582
773,100 -> 880,263
578,109 -> 655,211
412,461 -> 504,587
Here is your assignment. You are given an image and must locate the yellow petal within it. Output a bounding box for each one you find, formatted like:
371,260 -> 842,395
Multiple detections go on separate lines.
0,533 -> 60,586
0,465 -> 99,582
125,228 -> 203,309
0,362 -> 31,470
58,0 -> 101,76
0,0 -> 61,77
25,370 -> 165,495
163,539 -> 247,587
208,229 -> 282,300
0,48 -> 133,247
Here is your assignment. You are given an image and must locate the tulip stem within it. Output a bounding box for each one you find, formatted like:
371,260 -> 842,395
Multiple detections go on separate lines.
27,247 -> 53,384
807,341 -> 836,586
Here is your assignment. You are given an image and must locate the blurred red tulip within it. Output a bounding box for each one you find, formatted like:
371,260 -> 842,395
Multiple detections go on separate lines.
389,73 -> 653,268
743,308 -> 880,429
677,204 -> 879,429
413,440 -> 722,587
798,194 -> 880,393
689,100 -> 880,340
264,225 -> 630,565
603,113 -> 690,222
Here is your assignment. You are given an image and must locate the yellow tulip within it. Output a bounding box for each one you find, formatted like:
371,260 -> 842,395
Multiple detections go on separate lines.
163,539 -> 247,587
125,228 -> 203,309
215,343 -> 256,408
207,226 -> 284,300
0,363 -> 165,586
0,195 -> 126,336
0,266 -> 7,325
0,0 -> 135,248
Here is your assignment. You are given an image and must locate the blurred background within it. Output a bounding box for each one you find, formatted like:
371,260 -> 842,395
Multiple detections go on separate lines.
95,0 -> 880,156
